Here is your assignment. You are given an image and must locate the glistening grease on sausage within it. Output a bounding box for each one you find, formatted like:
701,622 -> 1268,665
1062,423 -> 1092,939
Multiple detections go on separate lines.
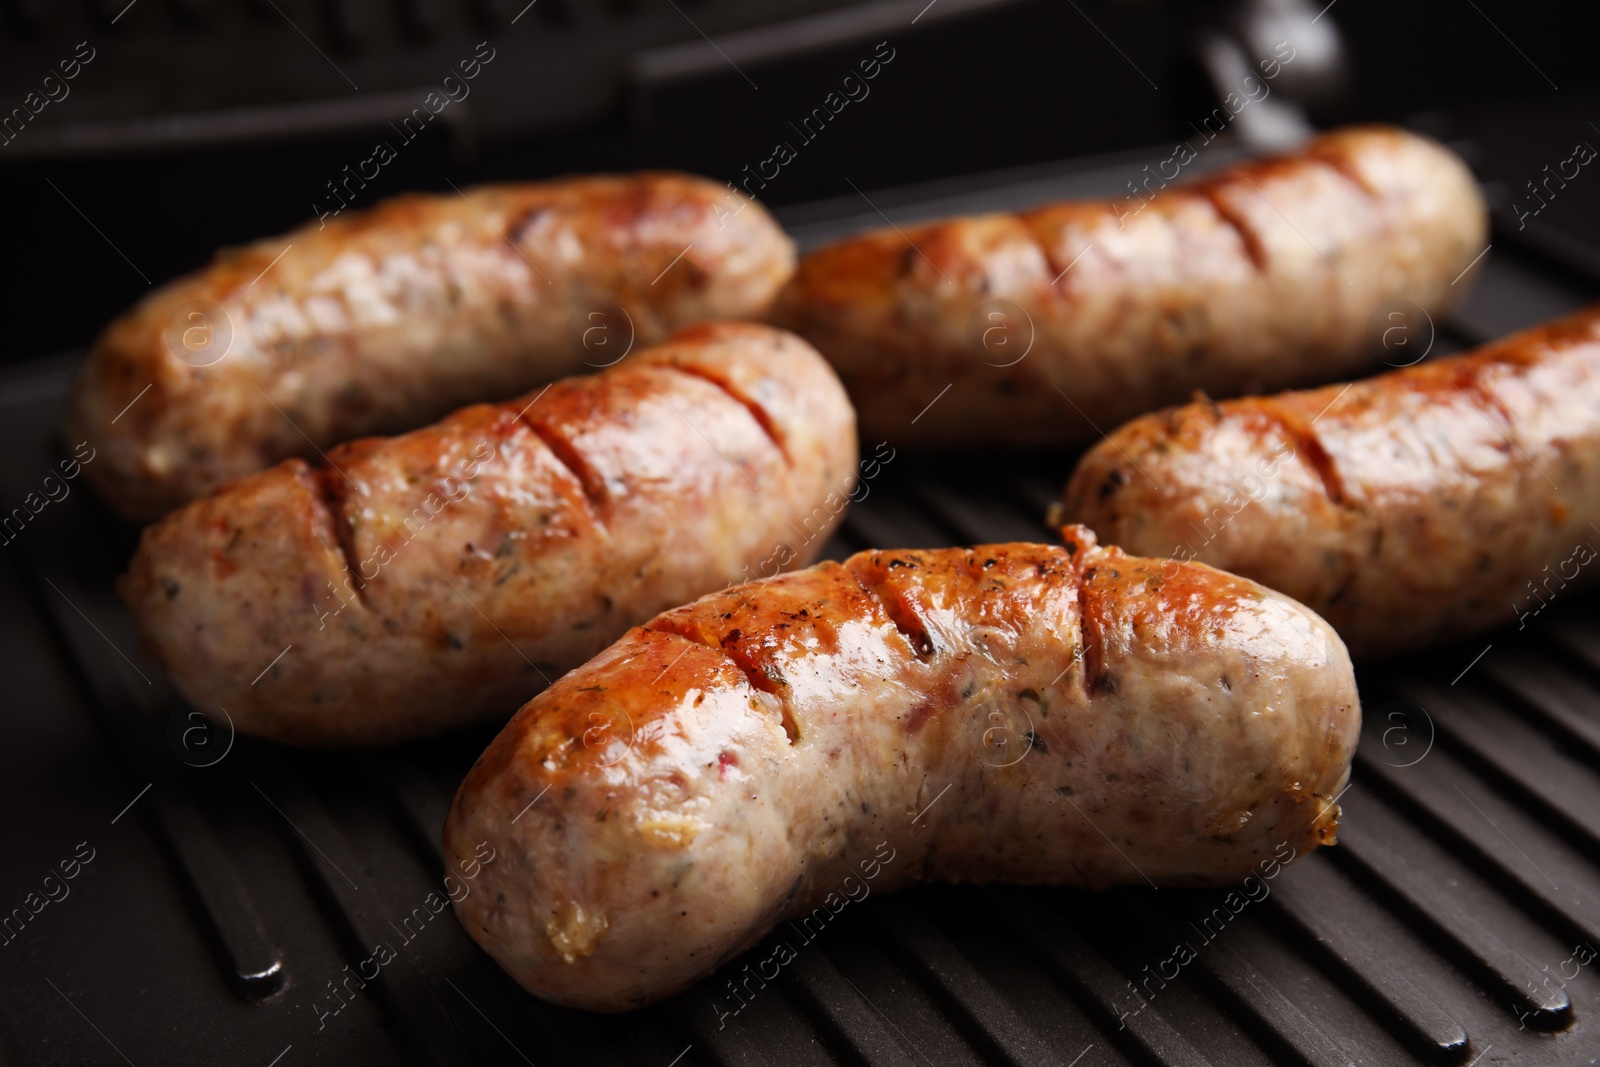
772,125 -> 1486,446
71,173 -> 796,520
443,527 -> 1359,1011
1058,305 -> 1600,659
120,323 -> 855,746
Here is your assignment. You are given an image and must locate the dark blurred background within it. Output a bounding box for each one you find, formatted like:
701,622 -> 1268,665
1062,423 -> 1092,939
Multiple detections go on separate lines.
0,0 -> 1594,362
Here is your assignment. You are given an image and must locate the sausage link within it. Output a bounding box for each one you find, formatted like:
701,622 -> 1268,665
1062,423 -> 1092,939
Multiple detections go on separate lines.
120,323 -> 855,746
70,174 -> 795,520
772,126 -> 1485,445
443,526 -> 1358,1011
1058,305 -> 1600,658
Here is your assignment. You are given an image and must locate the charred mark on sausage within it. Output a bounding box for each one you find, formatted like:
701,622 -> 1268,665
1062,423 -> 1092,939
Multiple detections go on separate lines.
1197,187 -> 1268,273
1098,468 -> 1130,501
656,362 -> 790,465
1261,398 -> 1349,507
306,463 -> 373,611
644,620 -> 802,744
844,556 -> 938,661
1302,148 -> 1383,201
519,413 -> 609,513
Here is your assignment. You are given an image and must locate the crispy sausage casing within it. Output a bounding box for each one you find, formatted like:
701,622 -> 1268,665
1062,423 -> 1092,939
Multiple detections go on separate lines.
120,323 -> 855,746
772,126 -> 1485,445
443,526 -> 1358,1011
1059,306 -> 1600,658
71,174 -> 795,520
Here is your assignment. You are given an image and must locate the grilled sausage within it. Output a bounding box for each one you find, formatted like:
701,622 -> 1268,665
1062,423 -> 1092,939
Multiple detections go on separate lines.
71,174 -> 795,520
443,525 -> 1359,1011
1057,306 -> 1600,659
120,323 -> 855,746
772,125 -> 1485,446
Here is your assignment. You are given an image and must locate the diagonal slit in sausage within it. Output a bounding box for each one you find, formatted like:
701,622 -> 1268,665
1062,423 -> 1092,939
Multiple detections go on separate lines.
644,617 -> 803,744
654,363 -> 791,463
1059,304 -> 1600,658
442,526 -> 1360,1011
1258,397 -> 1349,506
843,556 -> 939,661
1198,186 -> 1269,273
520,418 -> 611,514
120,323 -> 855,746
307,465 -> 374,613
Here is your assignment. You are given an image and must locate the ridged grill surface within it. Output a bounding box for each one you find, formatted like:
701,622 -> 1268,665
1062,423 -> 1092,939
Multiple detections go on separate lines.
2,142 -> 1599,1066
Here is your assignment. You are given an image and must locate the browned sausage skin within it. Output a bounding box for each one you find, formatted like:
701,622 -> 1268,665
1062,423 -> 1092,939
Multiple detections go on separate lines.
120,323 -> 855,746
70,174 -> 796,520
443,527 -> 1358,1011
772,126 -> 1485,446
1059,305 -> 1600,659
